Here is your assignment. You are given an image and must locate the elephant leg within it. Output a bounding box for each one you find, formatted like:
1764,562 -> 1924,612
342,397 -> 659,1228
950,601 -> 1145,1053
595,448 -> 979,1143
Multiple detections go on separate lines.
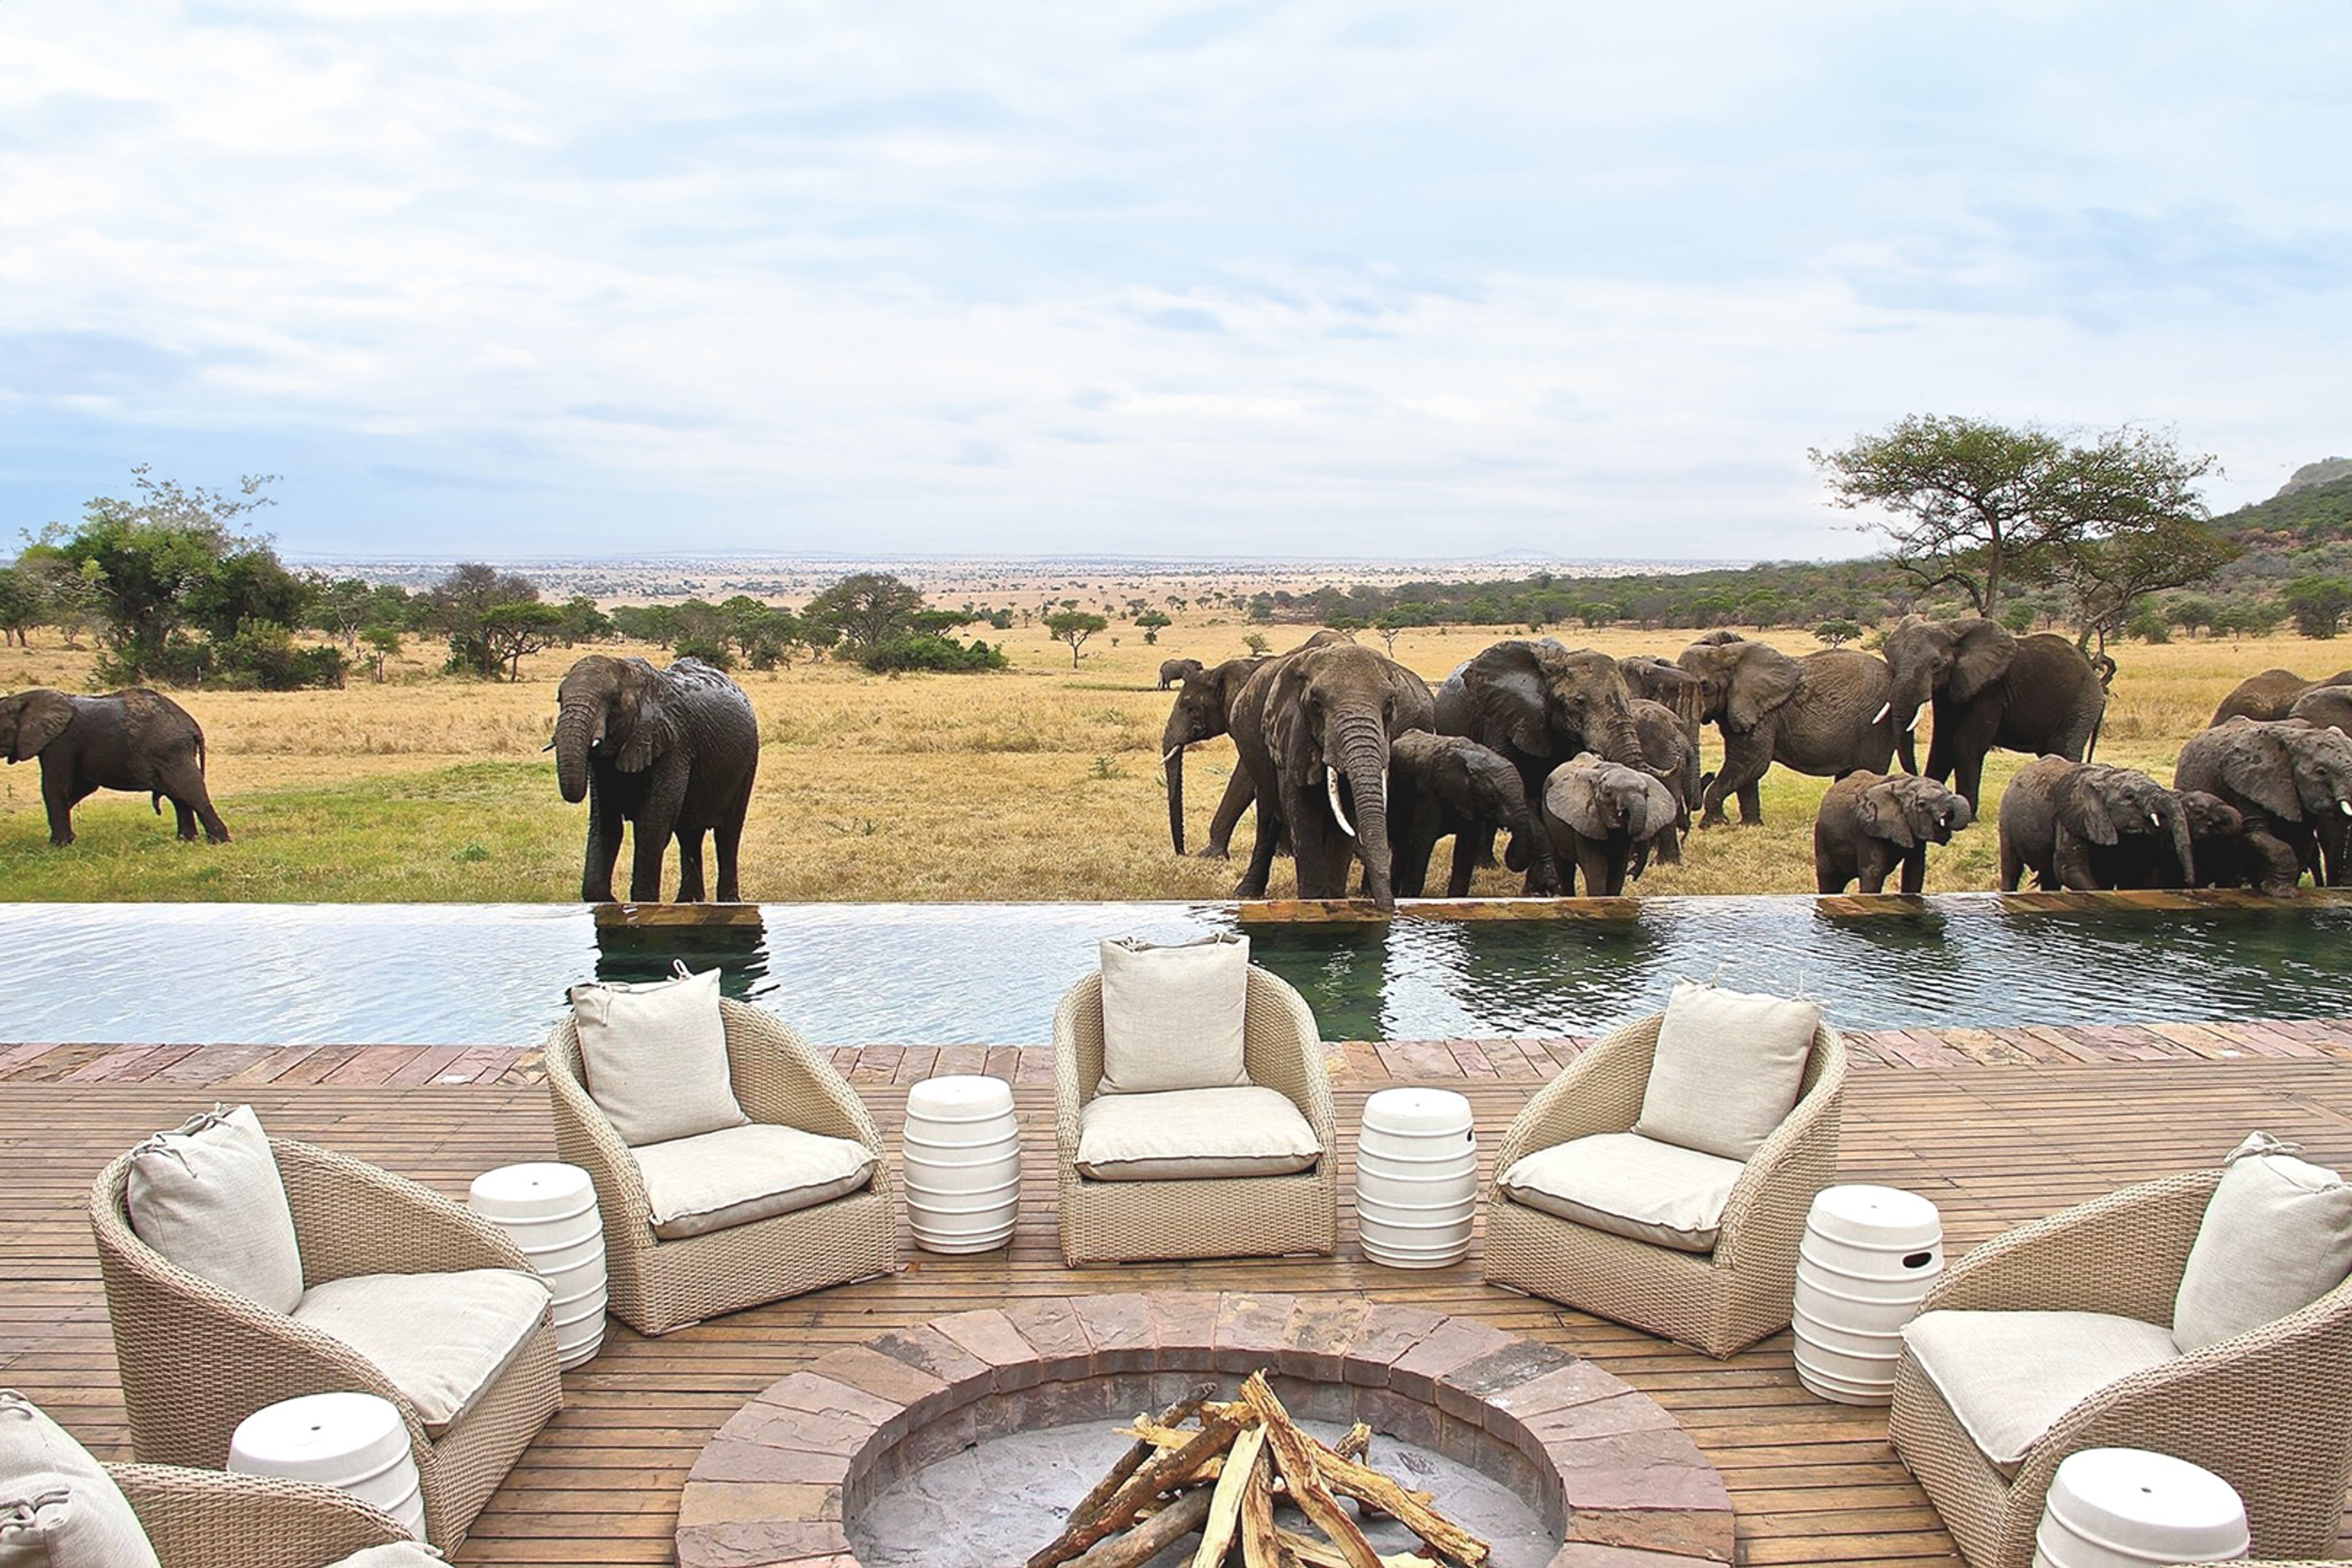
2245,829 -> 2304,898
1600,845 -> 1632,897
673,831 -> 707,903
1854,852 -> 1888,894
168,798 -> 198,840
1898,846 -> 1928,895
712,816 -> 744,903
1234,791 -> 1283,900
1997,838 -> 2024,891
2051,829 -> 2103,892
1737,782 -> 1762,825
1283,785 -> 1351,900
1572,837 -> 1611,899
1445,832 -> 1483,899
1200,767 -> 1255,860
1814,841 -> 1845,894
1701,733 -> 1771,827
39,763 -> 77,847
627,823 -> 671,902
581,796 -> 624,903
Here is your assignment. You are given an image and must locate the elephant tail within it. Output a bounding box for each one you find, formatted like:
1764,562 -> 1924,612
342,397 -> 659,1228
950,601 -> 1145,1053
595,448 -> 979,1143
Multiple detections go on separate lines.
151,792 -> 164,816
2085,707 -> 2105,765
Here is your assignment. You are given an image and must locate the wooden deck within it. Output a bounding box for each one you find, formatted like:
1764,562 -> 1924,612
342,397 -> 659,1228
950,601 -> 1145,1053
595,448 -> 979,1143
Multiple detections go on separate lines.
6,1054 -> 2351,1566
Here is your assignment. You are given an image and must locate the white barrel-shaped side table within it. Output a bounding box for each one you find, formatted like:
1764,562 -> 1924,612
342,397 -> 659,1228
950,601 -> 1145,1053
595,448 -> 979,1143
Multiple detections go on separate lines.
229,1391 -> 426,1539
2033,1447 -> 2250,1567
1793,1183 -> 1943,1404
469,1161 -> 606,1369
902,1074 -> 1020,1254
1356,1087 -> 1477,1269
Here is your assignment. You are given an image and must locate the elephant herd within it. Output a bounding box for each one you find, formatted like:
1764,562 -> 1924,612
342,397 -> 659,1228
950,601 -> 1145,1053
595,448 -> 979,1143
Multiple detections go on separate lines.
1161,622 -> 2352,908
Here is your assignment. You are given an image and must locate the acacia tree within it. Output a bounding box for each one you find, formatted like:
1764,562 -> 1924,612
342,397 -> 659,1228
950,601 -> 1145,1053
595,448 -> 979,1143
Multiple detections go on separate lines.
1045,609 -> 1108,668
0,566 -> 40,646
424,562 -> 541,677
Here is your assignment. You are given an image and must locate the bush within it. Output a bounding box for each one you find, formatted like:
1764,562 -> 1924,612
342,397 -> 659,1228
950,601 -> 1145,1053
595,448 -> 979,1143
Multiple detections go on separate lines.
675,636 -> 735,669
857,634 -> 1008,674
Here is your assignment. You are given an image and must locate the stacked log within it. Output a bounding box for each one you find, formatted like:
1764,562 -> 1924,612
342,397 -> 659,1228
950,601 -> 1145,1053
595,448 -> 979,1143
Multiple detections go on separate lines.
1025,1372 -> 1491,1568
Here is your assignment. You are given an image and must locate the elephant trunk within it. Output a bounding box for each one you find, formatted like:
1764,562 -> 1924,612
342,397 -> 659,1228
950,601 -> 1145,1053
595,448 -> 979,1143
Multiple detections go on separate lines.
1880,668 -> 1934,736
1164,745 -> 1187,855
1334,720 -> 1396,911
554,699 -> 598,804
1598,707 -> 1645,768
2162,793 -> 2196,887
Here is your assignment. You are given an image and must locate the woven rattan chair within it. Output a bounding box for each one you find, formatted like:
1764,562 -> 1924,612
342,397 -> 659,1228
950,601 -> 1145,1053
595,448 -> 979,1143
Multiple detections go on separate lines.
1889,1170 -> 2352,1568
109,1462 -> 428,1568
545,997 -> 898,1336
1483,1010 -> 1847,1357
1053,963 -> 1338,1266
89,1138 -> 562,1551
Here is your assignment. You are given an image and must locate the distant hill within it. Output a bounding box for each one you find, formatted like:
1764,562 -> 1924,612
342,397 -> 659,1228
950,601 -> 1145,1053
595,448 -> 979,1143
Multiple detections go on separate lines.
2278,458 -> 2352,497
2216,469 -> 2352,545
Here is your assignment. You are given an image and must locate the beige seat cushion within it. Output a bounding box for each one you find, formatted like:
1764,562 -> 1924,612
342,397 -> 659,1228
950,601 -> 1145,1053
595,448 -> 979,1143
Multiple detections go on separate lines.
569,966 -> 749,1148
333,1548 -> 448,1567
631,1123 -> 877,1241
1076,1086 -> 1320,1182
1901,1309 -> 2179,1477
294,1270 -> 551,1438
0,1390 -> 162,1568
1634,979 -> 1821,1162
2174,1131 -> 2352,1351
1096,934 -> 1251,1095
125,1104 -> 306,1314
1498,1131 -> 1745,1252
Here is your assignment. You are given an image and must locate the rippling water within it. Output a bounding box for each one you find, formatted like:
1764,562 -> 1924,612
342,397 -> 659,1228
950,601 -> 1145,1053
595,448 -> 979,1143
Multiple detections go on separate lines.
0,896 -> 2342,1046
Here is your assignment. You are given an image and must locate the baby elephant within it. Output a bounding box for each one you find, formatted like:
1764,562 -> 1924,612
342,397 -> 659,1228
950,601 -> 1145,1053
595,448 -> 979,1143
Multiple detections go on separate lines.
1814,771 -> 1972,894
1387,731 -> 1561,897
1997,756 -> 2191,891
0,687 -> 230,846
1541,753 -> 1679,897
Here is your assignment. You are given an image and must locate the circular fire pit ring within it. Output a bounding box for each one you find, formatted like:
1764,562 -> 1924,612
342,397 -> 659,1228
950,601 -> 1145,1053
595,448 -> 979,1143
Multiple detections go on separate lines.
677,1291 -> 1733,1568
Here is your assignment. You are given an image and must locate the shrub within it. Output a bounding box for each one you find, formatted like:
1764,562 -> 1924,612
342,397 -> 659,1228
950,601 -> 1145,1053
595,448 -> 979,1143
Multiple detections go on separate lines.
675,636 -> 736,669
857,634 -> 1008,674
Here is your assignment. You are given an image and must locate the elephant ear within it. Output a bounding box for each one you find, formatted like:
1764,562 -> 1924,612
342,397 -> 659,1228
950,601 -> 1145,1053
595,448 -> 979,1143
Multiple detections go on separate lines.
1725,644 -> 1803,733
2222,730 -> 2305,822
2060,769 -> 2120,845
1856,781 -> 1917,849
1265,654 -> 1319,788
1546,756 -> 1611,838
1626,772 -> 1675,842
1948,618 -> 2017,703
10,690 -> 74,760
1467,642 -> 1551,756
612,665 -> 680,774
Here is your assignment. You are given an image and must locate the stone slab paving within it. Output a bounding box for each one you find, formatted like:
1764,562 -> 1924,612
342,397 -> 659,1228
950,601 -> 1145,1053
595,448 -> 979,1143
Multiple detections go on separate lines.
676,1289 -> 1733,1568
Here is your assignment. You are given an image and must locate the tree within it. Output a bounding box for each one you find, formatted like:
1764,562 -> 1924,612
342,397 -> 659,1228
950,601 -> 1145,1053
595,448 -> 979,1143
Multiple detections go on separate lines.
2057,507 -> 2240,652
361,625 -> 402,682
557,594 -> 614,646
305,575 -> 376,646
0,565 -> 41,646
1133,609 -> 1172,644
1810,416 -> 2218,616
186,545 -> 311,643
803,572 -> 938,652
47,466 -> 281,682
1242,631 -> 1272,657
480,601 -> 565,680
424,562 -> 541,677
2283,576 -> 2352,639
1045,609 -> 1109,668
1814,618 -> 1862,648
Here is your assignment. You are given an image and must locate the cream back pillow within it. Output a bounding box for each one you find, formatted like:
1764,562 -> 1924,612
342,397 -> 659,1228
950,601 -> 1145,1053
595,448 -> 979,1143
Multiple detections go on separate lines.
2174,1131 -> 2352,1351
1096,933 -> 1251,1096
570,964 -> 749,1148
0,1390 -> 163,1568
1634,979 -> 1822,1163
126,1104 -> 306,1314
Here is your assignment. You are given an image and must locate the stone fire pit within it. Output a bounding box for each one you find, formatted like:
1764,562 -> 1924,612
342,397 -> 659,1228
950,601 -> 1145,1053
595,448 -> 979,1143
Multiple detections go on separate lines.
676,1291 -> 1733,1568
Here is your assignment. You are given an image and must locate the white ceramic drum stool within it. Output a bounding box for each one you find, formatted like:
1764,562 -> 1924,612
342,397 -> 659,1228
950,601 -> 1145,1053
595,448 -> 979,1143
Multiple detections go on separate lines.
229,1391 -> 426,1539
902,1074 -> 1021,1254
469,1161 -> 606,1369
1792,1183 -> 1943,1404
2034,1447 -> 2249,1567
1356,1087 -> 1477,1268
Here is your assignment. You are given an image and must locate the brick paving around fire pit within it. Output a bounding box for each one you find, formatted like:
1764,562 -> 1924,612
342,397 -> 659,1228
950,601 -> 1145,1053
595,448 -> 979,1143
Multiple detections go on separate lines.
676,1290 -> 1734,1568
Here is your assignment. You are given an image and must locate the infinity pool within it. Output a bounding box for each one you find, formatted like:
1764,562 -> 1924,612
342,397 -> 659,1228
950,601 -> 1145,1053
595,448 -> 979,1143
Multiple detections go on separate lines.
0,897 -> 2342,1046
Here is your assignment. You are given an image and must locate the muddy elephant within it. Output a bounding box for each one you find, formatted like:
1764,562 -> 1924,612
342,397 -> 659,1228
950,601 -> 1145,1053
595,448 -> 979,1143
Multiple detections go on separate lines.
552,655 -> 760,903
2174,718 -> 2352,896
1156,657 -> 1205,691
1540,753 -> 1679,897
1812,771 -> 1972,894
2212,667 -> 2352,726
1996,758 -> 2190,892
1434,640 -> 1645,815
1385,731 -> 1559,899
1675,639 -> 1898,827
1161,632 -> 1349,858
1879,618 -> 2109,813
1231,642 -> 1433,911
1626,697 -> 1697,865
0,687 -> 229,846
2286,684 -> 2352,736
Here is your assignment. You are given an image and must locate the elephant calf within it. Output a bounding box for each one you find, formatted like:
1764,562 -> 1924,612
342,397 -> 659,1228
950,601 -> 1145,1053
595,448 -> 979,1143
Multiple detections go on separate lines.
1540,753 -> 1679,898
1813,771 -> 1971,894
0,687 -> 228,847
1997,758 -> 2188,892
2175,718 -> 2352,896
1386,731 -> 1560,899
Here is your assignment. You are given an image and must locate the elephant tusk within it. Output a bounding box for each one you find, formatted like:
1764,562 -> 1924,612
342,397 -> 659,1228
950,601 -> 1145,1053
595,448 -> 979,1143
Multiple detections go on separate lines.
1163,746 -> 1183,765
1907,709 -> 1923,734
1326,769 -> 1359,839
1871,702 -> 1891,726
2340,799 -> 2351,818
2150,811 -> 2163,827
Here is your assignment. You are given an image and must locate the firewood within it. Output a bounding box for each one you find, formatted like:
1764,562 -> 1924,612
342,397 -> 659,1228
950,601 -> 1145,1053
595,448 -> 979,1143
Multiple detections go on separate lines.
1237,1376 -> 1382,1568
1277,1531 -> 1438,1568
1239,1449 -> 1286,1568
1334,1422 -> 1373,1461
1027,1412 -> 1242,1568
1300,1441 -> 1486,1566
1071,1386 -> 1218,1533
1189,1421 -> 1267,1568
1066,1488 -> 1215,1568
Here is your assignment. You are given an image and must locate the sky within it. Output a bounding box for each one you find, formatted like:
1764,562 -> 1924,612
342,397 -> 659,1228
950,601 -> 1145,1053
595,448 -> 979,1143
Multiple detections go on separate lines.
1,3 -> 2346,564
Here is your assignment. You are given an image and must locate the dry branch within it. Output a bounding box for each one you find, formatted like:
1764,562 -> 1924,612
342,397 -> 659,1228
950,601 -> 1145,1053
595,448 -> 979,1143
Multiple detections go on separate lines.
1238,1375 -> 1382,1568
1191,1422 -> 1267,1568
1028,1412 -> 1242,1568
1068,1489 -> 1215,1568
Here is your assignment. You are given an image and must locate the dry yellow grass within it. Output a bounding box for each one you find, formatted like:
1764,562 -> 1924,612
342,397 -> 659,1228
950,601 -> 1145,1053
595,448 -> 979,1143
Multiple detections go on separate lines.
2,620 -> 2343,902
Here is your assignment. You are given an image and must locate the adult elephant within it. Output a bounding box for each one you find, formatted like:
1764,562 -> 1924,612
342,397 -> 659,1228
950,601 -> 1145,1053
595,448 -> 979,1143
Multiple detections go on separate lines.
1434,639 -> 1645,813
0,687 -> 228,846
2174,718 -> 2352,896
1385,731 -> 1559,899
1812,772 -> 1972,894
1231,642 -> 1433,911
551,655 -> 760,903
1675,638 -> 1898,827
1156,657 -> 1205,691
1618,654 -> 1708,734
1995,758 -> 2191,892
1540,753 -> 1678,897
2212,668 -> 2352,726
2286,684 -> 2352,736
1879,617 -> 2108,812
1161,631 -> 1349,858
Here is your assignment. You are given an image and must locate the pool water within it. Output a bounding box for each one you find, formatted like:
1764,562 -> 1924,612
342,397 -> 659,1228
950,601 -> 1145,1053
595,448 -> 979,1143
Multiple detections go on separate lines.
0,897 -> 2343,1047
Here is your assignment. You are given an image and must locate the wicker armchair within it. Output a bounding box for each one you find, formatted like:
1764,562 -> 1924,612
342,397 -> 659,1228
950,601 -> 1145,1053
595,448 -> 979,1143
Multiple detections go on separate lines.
90,1138 -> 562,1551
1053,963 -> 1338,1266
1483,1010 -> 1847,1357
1889,1170 -> 2352,1568
544,998 -> 898,1336
109,1462 -> 430,1568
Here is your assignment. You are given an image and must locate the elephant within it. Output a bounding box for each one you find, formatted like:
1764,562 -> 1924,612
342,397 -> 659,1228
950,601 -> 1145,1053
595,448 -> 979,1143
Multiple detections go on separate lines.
1156,657 -> 1205,691
551,654 -> 760,903
1995,758 -> 2191,892
0,687 -> 229,846
1230,641 -> 1434,911
1434,639 -> 1646,813
1385,731 -> 1560,898
1675,638 -> 1898,827
1618,654 -> 1708,734
1540,753 -> 1679,897
2286,684 -> 2352,736
1879,618 -> 2108,812
2171,791 -> 2253,889
2211,667 -> 2352,726
1812,771 -> 1972,894
1161,631 -> 1350,858
1626,696 -> 1697,864
2173,717 -> 2352,896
